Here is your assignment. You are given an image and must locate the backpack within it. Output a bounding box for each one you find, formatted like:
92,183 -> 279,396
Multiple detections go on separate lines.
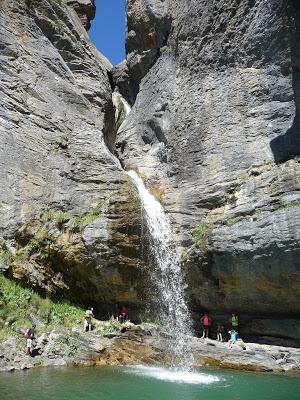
27,329 -> 34,339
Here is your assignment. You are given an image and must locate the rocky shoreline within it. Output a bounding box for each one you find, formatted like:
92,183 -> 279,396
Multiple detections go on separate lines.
1,324 -> 299,374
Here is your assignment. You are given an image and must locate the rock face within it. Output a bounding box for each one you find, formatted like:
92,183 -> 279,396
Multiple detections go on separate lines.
115,0 -> 300,345
1,0 -> 300,346
66,0 -> 96,30
0,0 -> 146,312
111,0 -> 171,104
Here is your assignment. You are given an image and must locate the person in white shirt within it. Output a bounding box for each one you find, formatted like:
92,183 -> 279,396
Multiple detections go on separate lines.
84,307 -> 94,332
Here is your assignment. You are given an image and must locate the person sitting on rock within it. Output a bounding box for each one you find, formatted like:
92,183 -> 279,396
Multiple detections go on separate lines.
216,324 -> 224,341
119,305 -> 129,323
84,306 -> 94,332
228,329 -> 238,348
200,312 -> 212,338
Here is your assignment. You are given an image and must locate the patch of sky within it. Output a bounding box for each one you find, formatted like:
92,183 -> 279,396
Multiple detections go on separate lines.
88,0 -> 126,66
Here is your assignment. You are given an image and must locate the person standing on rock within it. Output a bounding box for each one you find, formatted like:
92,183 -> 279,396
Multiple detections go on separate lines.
119,305 -> 129,323
200,312 -> 212,338
25,325 -> 36,355
231,313 -> 239,332
84,307 -> 94,332
216,324 -> 225,341
228,329 -> 238,348
111,304 -> 120,321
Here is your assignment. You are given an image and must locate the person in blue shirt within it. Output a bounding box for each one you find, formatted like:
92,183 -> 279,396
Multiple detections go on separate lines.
228,329 -> 238,348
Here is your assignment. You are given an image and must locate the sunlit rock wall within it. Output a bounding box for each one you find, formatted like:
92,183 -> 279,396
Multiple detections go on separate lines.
116,0 -> 300,345
0,0 -> 146,313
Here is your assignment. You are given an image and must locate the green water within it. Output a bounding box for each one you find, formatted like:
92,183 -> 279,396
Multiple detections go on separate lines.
0,365 -> 299,400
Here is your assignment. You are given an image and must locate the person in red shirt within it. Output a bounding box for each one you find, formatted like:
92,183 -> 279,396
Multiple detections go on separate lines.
119,305 -> 129,323
200,312 -> 212,338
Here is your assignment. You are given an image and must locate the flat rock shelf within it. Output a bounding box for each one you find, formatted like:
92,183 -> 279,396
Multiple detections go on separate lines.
1,325 -> 300,374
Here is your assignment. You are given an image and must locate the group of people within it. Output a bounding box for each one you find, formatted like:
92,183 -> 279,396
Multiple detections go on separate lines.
83,305 -> 130,332
21,308 -> 239,355
111,305 -> 129,323
20,304 -> 130,355
200,312 -> 239,347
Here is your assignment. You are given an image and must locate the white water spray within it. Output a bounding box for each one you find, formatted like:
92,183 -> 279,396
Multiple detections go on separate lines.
124,366 -> 220,384
127,171 -> 194,368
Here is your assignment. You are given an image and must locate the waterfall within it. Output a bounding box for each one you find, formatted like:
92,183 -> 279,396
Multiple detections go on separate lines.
112,91 -> 131,132
127,170 -> 194,369
120,96 -> 131,116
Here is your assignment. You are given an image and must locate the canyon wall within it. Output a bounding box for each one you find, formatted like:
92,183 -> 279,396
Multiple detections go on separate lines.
0,0 -> 146,314
115,0 -> 300,346
1,0 -> 300,345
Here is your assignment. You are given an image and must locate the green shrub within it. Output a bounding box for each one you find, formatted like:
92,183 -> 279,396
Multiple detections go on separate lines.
40,208 -> 70,229
54,212 -> 70,227
181,249 -> 189,262
224,217 -> 238,226
0,248 -> 15,265
192,223 -> 212,249
80,213 -> 99,226
68,203 -> 102,233
50,149 -> 59,156
35,230 -> 54,242
37,298 -> 53,324
280,199 -> 300,210
57,135 -> 69,149
41,208 -> 55,223
94,320 -> 122,335
160,45 -> 168,54
0,274 -> 84,341
68,216 -> 82,233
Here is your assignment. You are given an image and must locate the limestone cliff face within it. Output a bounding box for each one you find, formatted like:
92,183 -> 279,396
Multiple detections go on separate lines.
1,0 -> 300,346
0,0 -> 146,312
115,0 -> 300,345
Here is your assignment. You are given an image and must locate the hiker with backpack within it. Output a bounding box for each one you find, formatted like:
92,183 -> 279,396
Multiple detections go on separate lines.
231,312 -> 239,332
25,325 -> 36,355
84,306 -> 94,332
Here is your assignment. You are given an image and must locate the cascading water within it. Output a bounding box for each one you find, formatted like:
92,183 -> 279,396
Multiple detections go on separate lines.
120,96 -> 131,116
127,171 -> 194,369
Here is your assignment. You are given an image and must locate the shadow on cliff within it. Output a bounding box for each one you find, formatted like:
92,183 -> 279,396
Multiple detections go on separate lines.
270,2 -> 300,163
270,69 -> 300,163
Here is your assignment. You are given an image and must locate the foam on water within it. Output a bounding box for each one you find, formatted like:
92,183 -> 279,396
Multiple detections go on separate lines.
124,366 -> 220,385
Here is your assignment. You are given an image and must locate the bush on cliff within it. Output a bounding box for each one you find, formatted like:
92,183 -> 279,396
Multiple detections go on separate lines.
0,274 -> 84,341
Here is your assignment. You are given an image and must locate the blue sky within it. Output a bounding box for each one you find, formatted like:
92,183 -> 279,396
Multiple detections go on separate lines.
88,0 -> 126,66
